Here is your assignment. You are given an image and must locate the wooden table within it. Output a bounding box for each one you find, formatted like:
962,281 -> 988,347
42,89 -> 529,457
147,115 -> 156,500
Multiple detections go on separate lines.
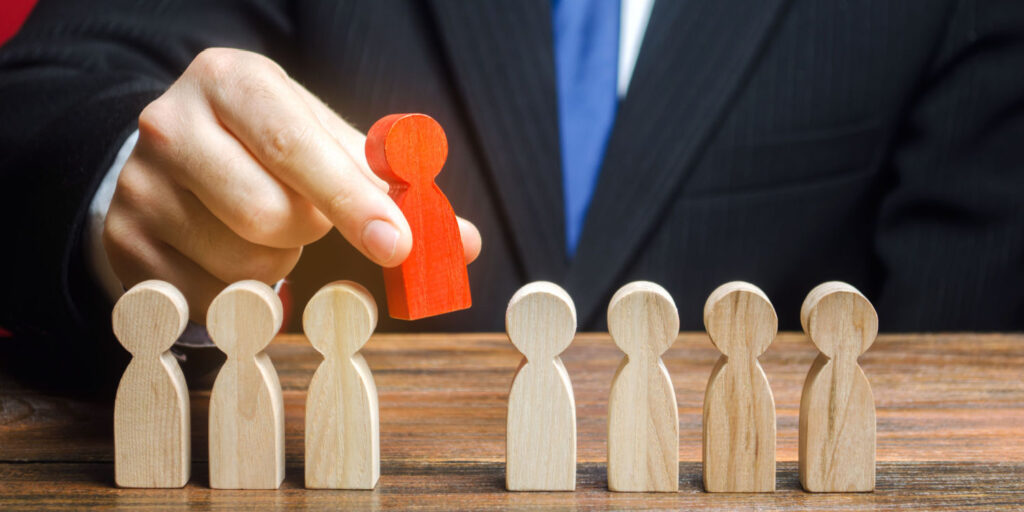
2,332 -> 1023,510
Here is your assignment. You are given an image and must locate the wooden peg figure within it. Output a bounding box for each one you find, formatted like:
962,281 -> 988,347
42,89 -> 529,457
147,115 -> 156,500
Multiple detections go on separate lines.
112,280 -> 190,488
799,281 -> 878,492
303,281 -> 380,490
365,113 -> 471,321
207,281 -> 285,489
505,282 -> 577,491
607,281 -> 680,492
702,281 -> 778,493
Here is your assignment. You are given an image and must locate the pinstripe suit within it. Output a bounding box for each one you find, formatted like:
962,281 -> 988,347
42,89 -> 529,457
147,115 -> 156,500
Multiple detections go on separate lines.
1,1 -> 1022,377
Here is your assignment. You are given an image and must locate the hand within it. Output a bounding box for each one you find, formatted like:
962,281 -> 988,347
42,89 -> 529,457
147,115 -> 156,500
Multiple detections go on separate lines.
104,48 -> 482,322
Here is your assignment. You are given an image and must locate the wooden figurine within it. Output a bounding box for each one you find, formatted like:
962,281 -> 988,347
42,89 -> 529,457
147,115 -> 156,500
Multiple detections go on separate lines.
799,281 -> 878,492
365,113 -> 471,320
505,282 -> 577,491
607,281 -> 680,492
303,281 -> 381,489
702,281 -> 778,492
112,280 -> 190,488
207,281 -> 285,489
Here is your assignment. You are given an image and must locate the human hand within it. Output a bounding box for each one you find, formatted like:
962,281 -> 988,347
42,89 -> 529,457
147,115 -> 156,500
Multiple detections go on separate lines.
104,48 -> 482,322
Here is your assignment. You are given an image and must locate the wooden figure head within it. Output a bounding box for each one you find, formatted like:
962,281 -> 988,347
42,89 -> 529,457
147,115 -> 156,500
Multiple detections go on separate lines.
303,281 -> 378,358
703,281 -> 778,358
505,281 -> 576,362
112,280 -> 188,358
607,281 -> 679,358
800,281 -> 878,358
366,113 -> 449,185
207,280 -> 283,358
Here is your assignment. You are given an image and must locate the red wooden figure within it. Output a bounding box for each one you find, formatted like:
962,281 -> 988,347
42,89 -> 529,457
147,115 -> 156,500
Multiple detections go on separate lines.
365,113 -> 472,320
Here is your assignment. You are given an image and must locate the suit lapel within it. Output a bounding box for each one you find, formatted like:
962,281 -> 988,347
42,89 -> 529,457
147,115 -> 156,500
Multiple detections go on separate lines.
427,0 -> 568,281
566,0 -> 792,325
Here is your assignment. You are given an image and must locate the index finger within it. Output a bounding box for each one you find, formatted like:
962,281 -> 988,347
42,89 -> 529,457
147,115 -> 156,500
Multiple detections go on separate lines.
199,51 -> 413,266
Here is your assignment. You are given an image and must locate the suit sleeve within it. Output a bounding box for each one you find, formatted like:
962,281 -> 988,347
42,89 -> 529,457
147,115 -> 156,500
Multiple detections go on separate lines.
875,0 -> 1024,331
0,0 -> 292,371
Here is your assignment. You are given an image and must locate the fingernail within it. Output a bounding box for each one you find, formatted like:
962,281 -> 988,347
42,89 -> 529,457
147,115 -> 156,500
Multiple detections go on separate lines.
362,219 -> 399,264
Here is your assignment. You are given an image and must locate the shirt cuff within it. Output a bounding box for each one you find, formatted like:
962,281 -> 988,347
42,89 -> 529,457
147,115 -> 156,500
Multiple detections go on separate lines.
86,129 -> 139,302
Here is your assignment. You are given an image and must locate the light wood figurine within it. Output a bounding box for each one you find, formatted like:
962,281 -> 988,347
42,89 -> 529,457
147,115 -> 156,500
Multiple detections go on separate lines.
303,281 -> 381,489
702,281 -> 778,492
799,281 -> 878,492
207,281 -> 285,489
607,281 -> 680,492
112,280 -> 190,488
505,281 -> 577,491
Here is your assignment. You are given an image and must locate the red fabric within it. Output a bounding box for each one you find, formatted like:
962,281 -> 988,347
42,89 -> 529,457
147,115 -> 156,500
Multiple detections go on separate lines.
0,0 -> 37,46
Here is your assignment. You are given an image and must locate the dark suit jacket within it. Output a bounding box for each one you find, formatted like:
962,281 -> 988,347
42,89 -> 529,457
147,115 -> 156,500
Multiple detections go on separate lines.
1,0 -> 1023,371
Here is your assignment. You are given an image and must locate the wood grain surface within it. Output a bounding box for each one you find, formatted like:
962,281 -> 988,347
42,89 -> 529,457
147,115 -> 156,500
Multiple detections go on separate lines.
505,282 -> 577,491
799,282 -> 878,492
206,281 -> 285,489
607,282 -> 680,492
702,281 -> 778,492
1,332 -> 1023,510
303,281 -> 380,489
111,280 -> 190,488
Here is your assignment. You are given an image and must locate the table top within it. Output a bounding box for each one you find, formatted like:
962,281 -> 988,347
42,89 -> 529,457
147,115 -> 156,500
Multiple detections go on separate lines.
1,332 -> 1023,510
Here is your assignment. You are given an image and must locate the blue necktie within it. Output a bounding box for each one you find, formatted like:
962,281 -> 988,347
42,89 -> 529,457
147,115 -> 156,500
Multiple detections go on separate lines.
552,0 -> 620,257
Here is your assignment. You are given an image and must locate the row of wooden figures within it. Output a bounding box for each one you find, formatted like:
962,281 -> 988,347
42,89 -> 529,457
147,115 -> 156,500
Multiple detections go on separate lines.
506,280 -> 878,494
113,279 -> 380,489
111,277 -> 876,494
